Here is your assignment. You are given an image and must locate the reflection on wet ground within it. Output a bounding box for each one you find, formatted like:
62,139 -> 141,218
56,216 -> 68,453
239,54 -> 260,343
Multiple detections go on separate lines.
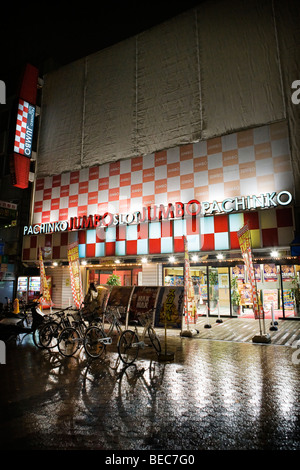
0,332 -> 299,450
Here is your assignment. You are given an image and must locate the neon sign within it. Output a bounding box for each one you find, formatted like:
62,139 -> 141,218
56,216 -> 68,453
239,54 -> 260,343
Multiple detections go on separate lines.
14,99 -> 35,157
23,191 -> 293,236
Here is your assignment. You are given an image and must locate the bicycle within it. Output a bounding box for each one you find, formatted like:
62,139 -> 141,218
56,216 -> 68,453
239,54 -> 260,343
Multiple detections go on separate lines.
84,307 -> 124,359
57,308 -> 105,358
15,298 -> 46,348
102,306 -> 124,339
38,306 -> 76,349
118,310 -> 161,365
57,309 -> 90,357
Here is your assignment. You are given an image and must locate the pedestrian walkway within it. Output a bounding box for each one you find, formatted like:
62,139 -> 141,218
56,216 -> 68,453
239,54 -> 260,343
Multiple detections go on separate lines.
161,316 -> 300,347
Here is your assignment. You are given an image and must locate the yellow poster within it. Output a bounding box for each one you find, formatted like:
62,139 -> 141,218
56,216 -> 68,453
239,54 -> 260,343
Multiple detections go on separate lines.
67,242 -> 83,308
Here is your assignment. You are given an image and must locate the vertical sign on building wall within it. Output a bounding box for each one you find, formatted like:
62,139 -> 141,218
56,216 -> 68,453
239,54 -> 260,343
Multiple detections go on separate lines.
67,242 -> 84,308
10,64 -> 39,189
237,225 -> 262,319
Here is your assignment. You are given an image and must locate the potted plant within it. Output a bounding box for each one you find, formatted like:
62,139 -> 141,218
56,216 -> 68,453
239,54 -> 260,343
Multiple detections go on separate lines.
231,276 -> 241,315
209,269 -> 218,309
106,274 -> 121,286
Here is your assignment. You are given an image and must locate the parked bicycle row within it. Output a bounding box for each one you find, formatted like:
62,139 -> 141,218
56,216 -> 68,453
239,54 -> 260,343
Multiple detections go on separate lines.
4,296 -> 162,366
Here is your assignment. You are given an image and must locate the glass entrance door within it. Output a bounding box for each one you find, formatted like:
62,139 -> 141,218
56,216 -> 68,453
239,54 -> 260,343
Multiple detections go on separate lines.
208,266 -> 230,316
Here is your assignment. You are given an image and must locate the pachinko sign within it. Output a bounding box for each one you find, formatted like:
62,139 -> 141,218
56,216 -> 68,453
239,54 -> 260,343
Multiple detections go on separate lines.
67,242 -> 84,308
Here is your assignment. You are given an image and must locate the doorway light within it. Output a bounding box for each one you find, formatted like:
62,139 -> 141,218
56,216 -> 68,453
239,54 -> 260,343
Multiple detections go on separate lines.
81,260 -> 87,266
271,250 -> 279,258
192,255 -> 198,262
217,253 -> 224,260
141,257 -> 148,264
169,256 -> 175,263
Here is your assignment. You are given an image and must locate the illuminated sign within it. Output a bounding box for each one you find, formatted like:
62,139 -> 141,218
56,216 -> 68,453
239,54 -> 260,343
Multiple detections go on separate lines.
23,191 -> 293,236
14,99 -> 35,157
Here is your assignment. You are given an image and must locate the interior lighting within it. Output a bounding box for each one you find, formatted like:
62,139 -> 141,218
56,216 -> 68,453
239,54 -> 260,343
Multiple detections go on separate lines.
271,250 -> 279,258
53,261 -> 58,266
141,257 -> 148,264
81,260 -> 87,266
217,253 -> 224,260
169,256 -> 175,263
115,259 -> 121,264
192,255 -> 199,262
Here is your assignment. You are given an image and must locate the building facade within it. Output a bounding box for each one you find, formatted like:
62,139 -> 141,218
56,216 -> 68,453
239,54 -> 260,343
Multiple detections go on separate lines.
19,0 -> 300,319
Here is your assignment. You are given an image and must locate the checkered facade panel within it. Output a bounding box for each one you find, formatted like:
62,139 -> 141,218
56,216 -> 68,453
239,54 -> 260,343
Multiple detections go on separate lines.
23,207 -> 294,261
32,122 -> 293,225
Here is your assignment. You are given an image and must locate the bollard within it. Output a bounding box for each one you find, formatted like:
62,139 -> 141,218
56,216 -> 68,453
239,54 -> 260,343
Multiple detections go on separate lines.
216,301 -> 223,323
204,304 -> 212,328
270,302 -> 278,331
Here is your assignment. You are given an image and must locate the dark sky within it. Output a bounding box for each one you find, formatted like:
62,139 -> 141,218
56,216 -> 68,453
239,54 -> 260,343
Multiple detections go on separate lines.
2,1 -> 203,96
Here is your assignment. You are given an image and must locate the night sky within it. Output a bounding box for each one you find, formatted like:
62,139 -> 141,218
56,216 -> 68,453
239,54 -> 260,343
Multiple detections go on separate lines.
2,1 -> 203,96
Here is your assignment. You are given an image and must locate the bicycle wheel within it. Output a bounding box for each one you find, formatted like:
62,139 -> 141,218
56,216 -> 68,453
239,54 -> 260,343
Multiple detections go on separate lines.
32,325 -> 44,348
148,327 -> 161,355
58,327 -> 80,357
84,326 -> 106,359
118,330 -> 139,365
39,321 -> 61,349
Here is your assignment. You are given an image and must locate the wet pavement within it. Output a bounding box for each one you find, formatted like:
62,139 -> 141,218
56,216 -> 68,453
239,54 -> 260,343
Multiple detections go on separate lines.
0,323 -> 300,453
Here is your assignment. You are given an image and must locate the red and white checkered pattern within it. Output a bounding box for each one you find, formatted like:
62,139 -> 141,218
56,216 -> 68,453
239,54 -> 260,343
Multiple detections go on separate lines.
33,122 -> 293,225
14,100 -> 30,155
23,121 -> 294,261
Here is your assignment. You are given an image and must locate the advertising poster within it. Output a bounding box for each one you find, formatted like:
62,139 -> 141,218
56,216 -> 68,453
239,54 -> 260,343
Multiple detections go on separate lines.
67,242 -> 84,308
264,264 -> 278,282
106,286 -> 134,323
254,264 -> 261,281
263,289 -> 278,310
238,283 -> 253,306
155,286 -> 184,328
283,289 -> 294,310
232,265 -> 245,281
281,265 -> 295,282
128,286 -> 160,325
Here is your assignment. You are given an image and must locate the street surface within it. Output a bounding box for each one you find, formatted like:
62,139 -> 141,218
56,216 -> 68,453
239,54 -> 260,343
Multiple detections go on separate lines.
0,322 -> 299,453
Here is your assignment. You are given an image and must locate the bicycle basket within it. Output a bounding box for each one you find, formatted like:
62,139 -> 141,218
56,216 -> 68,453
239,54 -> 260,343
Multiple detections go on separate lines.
137,311 -> 154,326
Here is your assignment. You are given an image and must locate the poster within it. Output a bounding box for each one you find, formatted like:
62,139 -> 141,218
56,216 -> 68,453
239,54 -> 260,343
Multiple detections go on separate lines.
106,286 -> 134,323
155,286 -> 184,328
283,289 -> 294,309
232,265 -> 245,281
264,264 -> 278,282
67,242 -> 84,308
128,286 -> 160,325
281,265 -> 295,282
263,289 -> 278,310
238,283 -> 253,306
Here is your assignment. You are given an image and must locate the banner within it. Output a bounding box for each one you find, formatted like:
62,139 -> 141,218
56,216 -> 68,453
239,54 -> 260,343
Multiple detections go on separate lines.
183,235 -> 196,325
39,249 -> 53,308
67,242 -> 84,308
237,224 -> 263,319
155,286 -> 184,329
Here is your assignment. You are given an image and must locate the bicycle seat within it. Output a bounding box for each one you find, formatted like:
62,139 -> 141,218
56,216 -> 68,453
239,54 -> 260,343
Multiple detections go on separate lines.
128,320 -> 139,326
